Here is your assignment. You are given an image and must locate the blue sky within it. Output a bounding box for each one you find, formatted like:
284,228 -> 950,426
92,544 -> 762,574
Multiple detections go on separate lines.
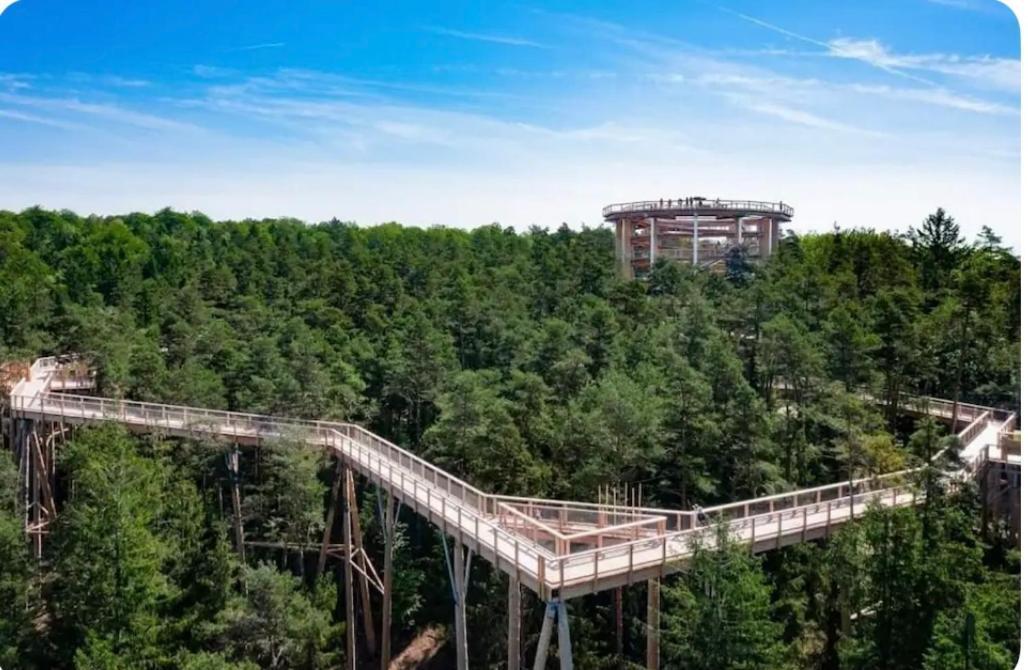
0,0 -> 1020,246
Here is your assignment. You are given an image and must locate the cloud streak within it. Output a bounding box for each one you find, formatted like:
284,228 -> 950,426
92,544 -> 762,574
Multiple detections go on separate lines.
231,42 -> 286,52
0,107 -> 84,130
426,26 -> 548,48
716,5 -> 1018,95
827,37 -> 1018,92
0,92 -> 200,132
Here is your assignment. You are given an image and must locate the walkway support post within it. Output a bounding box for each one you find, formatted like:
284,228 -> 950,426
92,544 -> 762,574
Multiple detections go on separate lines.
28,427 -> 58,559
532,600 -> 557,670
440,531 -> 471,670
379,489 -> 397,670
342,467 -> 357,670
346,472 -> 377,655
614,587 -> 624,667
532,599 -> 574,670
227,446 -> 245,562
453,540 -> 470,669
646,578 -> 661,669
556,599 -> 573,670
315,458 -> 345,578
508,573 -> 521,670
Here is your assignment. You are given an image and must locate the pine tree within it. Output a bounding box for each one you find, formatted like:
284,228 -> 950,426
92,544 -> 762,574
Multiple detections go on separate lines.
664,523 -> 787,670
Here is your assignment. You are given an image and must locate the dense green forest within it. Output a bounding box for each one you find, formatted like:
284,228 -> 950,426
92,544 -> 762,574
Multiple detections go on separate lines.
0,206 -> 1020,669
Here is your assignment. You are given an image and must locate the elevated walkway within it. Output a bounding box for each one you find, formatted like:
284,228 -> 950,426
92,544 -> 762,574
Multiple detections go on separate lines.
7,356 -> 1016,599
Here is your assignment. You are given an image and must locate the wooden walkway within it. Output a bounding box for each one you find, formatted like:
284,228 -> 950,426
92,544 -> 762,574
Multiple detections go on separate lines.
8,356 -> 1016,599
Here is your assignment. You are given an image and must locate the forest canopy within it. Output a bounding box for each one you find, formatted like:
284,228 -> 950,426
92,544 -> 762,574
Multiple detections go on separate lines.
0,206 -> 1020,669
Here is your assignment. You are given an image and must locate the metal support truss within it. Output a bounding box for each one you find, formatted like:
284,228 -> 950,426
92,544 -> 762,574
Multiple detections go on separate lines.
532,597 -> 574,670
440,530 -> 472,670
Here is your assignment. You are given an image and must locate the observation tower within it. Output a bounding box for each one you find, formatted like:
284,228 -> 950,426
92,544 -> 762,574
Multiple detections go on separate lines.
603,196 -> 794,279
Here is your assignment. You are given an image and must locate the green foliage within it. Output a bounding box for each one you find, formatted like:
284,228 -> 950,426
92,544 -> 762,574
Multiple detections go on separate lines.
0,206 -> 1018,668
664,523 -> 787,670
0,455 -> 33,667
210,563 -> 339,669
424,369 -> 546,494
176,651 -> 259,670
50,426 -> 170,667
247,440 -> 328,575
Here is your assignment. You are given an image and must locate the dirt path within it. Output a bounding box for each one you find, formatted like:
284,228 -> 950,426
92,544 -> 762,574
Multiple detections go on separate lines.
389,625 -> 448,670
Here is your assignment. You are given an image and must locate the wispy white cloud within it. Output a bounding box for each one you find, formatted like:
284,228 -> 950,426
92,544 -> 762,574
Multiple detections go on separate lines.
684,69 -> 1015,117
0,92 -> 199,132
716,6 -> 1018,94
717,7 -> 938,86
68,72 -> 151,88
231,42 -> 286,52
848,83 -> 1016,115
193,64 -> 237,78
0,107 -> 84,130
103,75 -> 151,88
827,38 -> 1018,92
0,73 -> 32,90
924,0 -> 992,11
426,26 -> 548,49
745,101 -> 879,134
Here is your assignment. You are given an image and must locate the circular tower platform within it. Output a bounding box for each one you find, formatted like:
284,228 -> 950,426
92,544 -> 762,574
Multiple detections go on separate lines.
603,196 -> 793,278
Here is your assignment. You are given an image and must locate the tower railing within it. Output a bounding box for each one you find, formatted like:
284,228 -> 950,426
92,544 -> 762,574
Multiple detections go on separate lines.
603,198 -> 794,218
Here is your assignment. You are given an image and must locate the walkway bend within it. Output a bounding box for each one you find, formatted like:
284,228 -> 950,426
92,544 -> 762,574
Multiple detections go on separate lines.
8,356 -> 1018,598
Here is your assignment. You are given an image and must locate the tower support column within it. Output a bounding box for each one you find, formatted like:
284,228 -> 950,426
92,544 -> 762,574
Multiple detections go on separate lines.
649,217 -> 657,271
614,219 -> 624,273
618,219 -> 633,279
692,213 -> 699,265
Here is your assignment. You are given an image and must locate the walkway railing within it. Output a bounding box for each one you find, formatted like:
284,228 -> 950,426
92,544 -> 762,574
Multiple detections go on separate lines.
12,390 -> 553,577
8,361 -> 1018,595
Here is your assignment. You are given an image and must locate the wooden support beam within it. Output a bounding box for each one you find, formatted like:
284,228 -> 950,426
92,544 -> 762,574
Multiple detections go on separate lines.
380,490 -> 395,670
646,578 -> 660,669
614,587 -> 624,667
227,447 -> 245,562
508,573 -> 522,670
346,469 -> 378,655
315,458 -> 345,579
30,434 -> 55,518
342,467 -> 357,670
30,430 -> 41,558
